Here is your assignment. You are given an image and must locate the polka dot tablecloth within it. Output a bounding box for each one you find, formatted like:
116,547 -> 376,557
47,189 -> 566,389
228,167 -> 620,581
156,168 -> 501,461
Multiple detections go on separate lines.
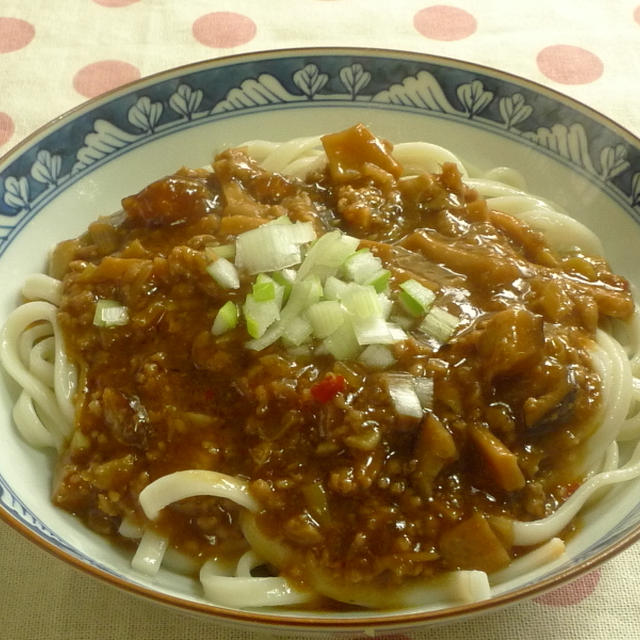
2,1 -> 640,639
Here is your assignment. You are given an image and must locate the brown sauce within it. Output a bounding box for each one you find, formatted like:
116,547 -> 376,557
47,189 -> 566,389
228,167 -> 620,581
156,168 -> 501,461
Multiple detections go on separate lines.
50,125 -> 633,595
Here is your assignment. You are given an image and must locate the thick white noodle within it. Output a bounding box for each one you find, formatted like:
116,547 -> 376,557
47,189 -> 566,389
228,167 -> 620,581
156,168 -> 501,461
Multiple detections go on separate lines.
235,550 -> 263,577
28,336 -> 55,387
199,556 -> 313,608
18,322 -> 53,366
131,528 -> 168,577
121,518 -> 200,575
601,441 -> 620,473
581,331 -> 633,471
510,330 -> 636,547
243,136 -> 325,179
489,538 -> 565,584
12,389 -> 57,449
512,439 -> 640,546
138,469 -> 259,520
161,547 -> 201,575
305,568 -> 491,608
480,166 -> 528,191
239,509 -> 490,608
0,300 -> 74,448
118,516 -> 144,539
21,273 -> 63,306
392,142 -> 468,177
611,310 -> 640,441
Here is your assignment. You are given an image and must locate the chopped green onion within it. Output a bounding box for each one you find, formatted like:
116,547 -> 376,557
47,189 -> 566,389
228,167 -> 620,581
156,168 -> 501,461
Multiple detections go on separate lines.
271,269 -> 295,304
280,275 -> 323,322
206,257 -> 240,290
245,323 -> 283,351
342,249 -> 383,284
413,376 -> 434,410
378,293 -> 393,319
252,273 -> 277,302
281,316 -> 314,347
358,344 -> 396,370
390,313 -> 415,330
286,344 -> 312,358
205,243 -> 235,260
297,230 -> 360,281
352,316 -> 395,345
211,301 -> 239,336
419,306 -> 459,343
265,215 -> 293,226
322,320 -> 360,361
341,283 -> 382,319
306,300 -> 345,339
323,275 -> 348,301
202,219 -> 452,360
387,323 -> 408,342
398,279 -> 436,317
365,268 -> 391,293
235,219 -> 316,274
383,373 -> 423,419
93,299 -> 129,327
243,295 -> 280,339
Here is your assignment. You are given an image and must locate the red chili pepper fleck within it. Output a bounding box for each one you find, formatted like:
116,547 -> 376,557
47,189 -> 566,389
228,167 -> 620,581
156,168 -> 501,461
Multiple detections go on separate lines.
310,374 -> 346,403
564,481 -> 580,497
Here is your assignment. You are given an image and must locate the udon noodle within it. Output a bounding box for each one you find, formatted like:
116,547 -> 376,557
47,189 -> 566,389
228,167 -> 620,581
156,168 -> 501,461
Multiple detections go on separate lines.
2,124 -> 640,610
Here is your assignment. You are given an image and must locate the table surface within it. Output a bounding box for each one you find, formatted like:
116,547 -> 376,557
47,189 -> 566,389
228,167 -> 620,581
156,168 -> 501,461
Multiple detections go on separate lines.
2,1 -> 640,639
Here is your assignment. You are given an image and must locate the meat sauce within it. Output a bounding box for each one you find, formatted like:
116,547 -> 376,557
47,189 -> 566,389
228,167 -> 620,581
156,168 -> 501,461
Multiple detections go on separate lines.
51,125 -> 633,593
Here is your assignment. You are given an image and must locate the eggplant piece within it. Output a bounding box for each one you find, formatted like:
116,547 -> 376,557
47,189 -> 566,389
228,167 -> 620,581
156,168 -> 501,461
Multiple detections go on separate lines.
524,368 -> 578,436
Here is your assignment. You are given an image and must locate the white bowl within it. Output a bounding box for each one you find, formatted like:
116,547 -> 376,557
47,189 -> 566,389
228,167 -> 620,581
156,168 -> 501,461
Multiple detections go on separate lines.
2,48 -> 640,636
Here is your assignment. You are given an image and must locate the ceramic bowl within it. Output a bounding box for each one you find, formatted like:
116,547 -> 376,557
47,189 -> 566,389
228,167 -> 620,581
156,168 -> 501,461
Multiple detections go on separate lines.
2,48 -> 640,637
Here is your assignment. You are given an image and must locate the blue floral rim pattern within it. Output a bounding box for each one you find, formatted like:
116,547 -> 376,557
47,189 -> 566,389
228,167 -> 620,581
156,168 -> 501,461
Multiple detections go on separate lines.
2,50 -> 640,256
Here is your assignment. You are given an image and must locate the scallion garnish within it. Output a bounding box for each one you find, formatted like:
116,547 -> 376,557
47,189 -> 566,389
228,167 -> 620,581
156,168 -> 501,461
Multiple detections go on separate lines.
205,243 -> 235,261
93,299 -> 129,327
235,220 -> 316,274
243,294 -> 280,339
305,300 -> 345,339
206,257 -> 240,290
252,273 -> 278,302
211,301 -> 239,336
281,316 -> 314,347
419,306 -> 459,343
398,279 -> 436,317
342,248 -> 383,284
202,215 -> 458,365
358,344 -> 396,370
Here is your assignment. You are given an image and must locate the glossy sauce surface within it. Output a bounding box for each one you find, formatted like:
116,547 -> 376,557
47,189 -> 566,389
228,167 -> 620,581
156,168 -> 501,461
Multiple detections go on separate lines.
51,126 -> 633,594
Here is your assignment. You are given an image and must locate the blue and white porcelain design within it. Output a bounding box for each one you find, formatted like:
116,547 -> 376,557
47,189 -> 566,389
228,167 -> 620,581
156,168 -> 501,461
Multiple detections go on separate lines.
1,49 -> 640,630
2,50 -> 640,252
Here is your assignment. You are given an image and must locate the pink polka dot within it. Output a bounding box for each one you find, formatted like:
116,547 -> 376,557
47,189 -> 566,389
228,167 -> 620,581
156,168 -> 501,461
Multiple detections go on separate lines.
73,60 -> 141,99
634,6 -> 640,25
413,5 -> 477,41
535,568 -> 601,606
92,0 -> 139,6
332,635 -> 411,640
0,112 -> 15,146
0,17 -> 35,53
192,12 -> 257,48
536,45 -> 603,85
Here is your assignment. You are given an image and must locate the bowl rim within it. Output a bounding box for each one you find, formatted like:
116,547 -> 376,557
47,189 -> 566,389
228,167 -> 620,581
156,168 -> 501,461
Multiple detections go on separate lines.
2,45 -> 640,630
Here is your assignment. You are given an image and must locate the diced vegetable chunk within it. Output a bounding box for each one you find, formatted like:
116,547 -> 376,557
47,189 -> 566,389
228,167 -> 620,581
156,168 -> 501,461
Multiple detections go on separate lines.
211,301 -> 239,336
